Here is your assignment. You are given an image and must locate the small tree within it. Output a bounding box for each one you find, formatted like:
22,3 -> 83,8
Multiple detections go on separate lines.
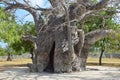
0,8 -> 21,61
11,22 -> 36,62
0,7 -> 36,61
82,6 -> 119,65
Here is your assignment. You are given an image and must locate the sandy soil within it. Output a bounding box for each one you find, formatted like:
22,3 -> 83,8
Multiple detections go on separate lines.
0,66 -> 120,80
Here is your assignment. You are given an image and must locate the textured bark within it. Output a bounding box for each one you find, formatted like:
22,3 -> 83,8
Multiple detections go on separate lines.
99,49 -> 104,65
0,0 -> 111,73
7,52 -> 12,61
54,26 -> 78,73
30,48 -> 34,63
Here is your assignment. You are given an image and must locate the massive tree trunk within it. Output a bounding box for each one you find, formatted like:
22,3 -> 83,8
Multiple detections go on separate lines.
0,0 -> 112,73
27,29 -> 112,73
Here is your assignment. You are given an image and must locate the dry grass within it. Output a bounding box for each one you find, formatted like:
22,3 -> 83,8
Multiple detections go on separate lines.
0,58 -> 32,66
0,58 -> 32,71
87,57 -> 120,67
0,58 -> 120,71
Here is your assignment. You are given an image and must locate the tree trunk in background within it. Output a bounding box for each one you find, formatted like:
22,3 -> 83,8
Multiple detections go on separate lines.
30,48 -> 34,63
99,39 -> 106,65
99,49 -> 105,65
7,52 -> 12,61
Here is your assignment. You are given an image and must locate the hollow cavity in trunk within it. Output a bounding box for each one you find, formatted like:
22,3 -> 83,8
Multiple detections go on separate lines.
44,42 -> 55,72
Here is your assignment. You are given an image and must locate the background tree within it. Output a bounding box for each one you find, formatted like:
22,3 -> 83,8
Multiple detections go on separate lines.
0,8 -> 21,61
0,8 -> 36,61
11,22 -> 36,62
81,6 -> 119,65
0,46 -> 6,56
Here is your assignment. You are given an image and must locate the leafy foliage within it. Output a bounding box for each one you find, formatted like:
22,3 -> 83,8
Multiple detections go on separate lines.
0,8 -> 36,55
0,46 -> 6,56
0,8 -> 20,43
10,22 -> 36,54
81,7 -> 120,53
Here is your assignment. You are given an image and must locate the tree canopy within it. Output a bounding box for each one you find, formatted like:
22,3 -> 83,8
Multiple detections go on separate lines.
0,7 -> 36,56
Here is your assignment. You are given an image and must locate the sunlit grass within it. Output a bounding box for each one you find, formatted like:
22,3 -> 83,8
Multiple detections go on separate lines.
0,58 -> 120,66
0,58 -> 32,66
0,58 -> 120,71
0,58 -> 32,71
87,57 -> 120,67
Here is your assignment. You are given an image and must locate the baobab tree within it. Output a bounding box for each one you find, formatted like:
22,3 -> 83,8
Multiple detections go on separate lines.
0,0 -> 117,73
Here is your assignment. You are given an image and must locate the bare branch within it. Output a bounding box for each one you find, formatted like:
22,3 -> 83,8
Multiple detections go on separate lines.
77,0 -> 89,5
35,5 -> 52,11
77,10 -> 93,21
48,0 -> 52,7
5,2 -> 36,15
65,0 -> 75,60
22,34 -> 36,43
23,0 -> 31,6
74,29 -> 84,56
87,0 -> 109,10
85,29 -> 114,44
80,29 -> 114,58
48,0 -> 58,8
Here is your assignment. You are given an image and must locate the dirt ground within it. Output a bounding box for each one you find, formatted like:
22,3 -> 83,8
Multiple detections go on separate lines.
0,66 -> 120,80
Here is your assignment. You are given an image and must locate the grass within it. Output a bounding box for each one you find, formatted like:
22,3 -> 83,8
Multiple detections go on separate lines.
0,58 -> 120,71
87,57 -> 120,67
0,58 -> 32,71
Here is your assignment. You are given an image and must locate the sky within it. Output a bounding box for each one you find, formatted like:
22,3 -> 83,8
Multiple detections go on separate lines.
0,41 -> 7,48
15,0 -> 51,23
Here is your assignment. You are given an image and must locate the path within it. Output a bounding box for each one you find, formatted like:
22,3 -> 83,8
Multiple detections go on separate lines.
0,66 -> 120,80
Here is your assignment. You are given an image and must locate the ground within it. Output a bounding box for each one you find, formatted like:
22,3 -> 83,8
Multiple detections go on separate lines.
0,58 -> 120,80
0,66 -> 120,80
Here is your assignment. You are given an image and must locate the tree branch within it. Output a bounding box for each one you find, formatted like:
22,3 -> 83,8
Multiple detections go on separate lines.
5,2 -> 36,16
85,29 -> 114,44
87,0 -> 109,10
74,29 -> 84,56
48,0 -> 58,8
65,1 -> 75,60
22,34 -> 36,43
80,29 -> 114,58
